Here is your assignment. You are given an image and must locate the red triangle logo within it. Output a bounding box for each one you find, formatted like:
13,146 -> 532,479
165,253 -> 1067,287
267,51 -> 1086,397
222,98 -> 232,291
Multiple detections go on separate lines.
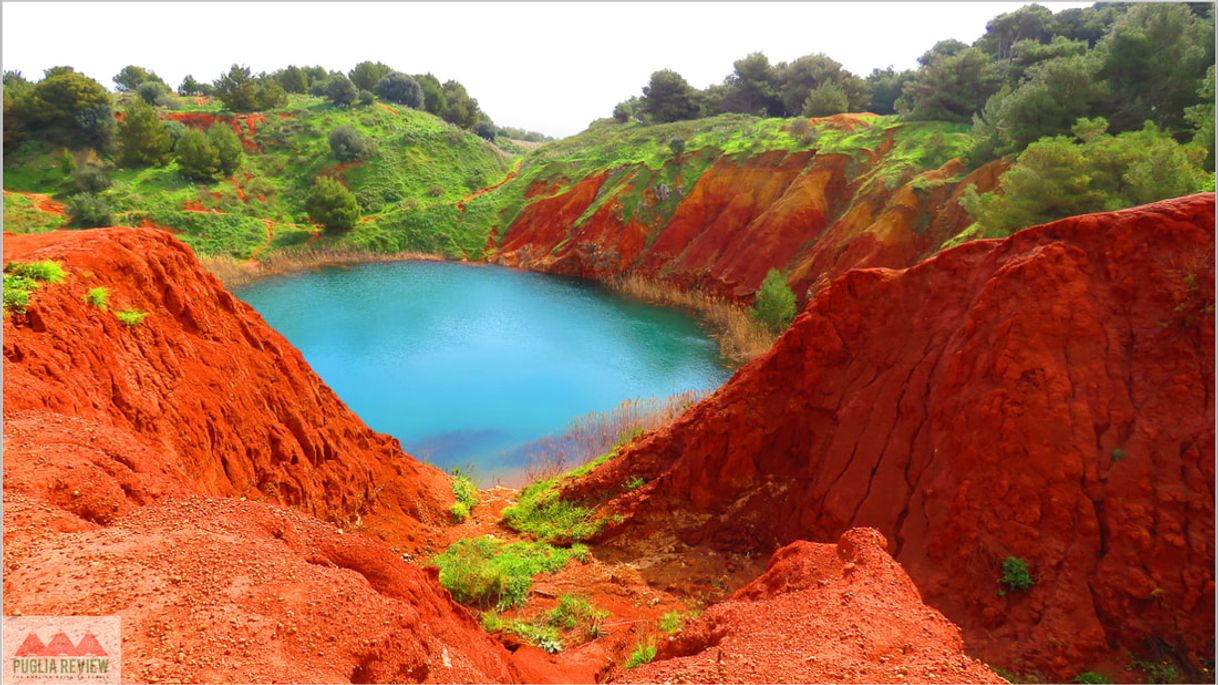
40,632 -> 80,656
15,633 -> 46,657
74,632 -> 107,657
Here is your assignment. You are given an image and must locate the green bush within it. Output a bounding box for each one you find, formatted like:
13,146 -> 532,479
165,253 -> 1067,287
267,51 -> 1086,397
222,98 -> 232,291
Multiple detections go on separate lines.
750,268 -> 796,333
481,612 -> 564,653
73,164 -> 111,193
375,72 -> 423,107
118,99 -> 171,168
3,261 -> 66,313
501,478 -> 602,544
547,594 -> 609,638
66,193 -> 113,228
449,468 -> 478,522
658,611 -> 685,634
624,639 -> 657,669
306,175 -> 360,230
83,286 -> 109,311
328,125 -> 371,162
1074,672 -> 1110,684
431,536 -> 588,609
115,308 -> 148,327
1000,556 -> 1034,591
207,123 -> 243,177
176,129 -> 222,182
1130,659 -> 1179,684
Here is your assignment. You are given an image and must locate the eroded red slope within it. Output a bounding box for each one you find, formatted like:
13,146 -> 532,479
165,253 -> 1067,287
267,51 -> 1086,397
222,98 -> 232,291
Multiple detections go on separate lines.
3,228 -> 452,551
571,194 -> 1216,680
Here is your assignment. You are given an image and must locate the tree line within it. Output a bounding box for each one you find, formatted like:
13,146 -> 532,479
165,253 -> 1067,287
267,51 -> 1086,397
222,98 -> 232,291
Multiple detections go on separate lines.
612,3 -> 1214,169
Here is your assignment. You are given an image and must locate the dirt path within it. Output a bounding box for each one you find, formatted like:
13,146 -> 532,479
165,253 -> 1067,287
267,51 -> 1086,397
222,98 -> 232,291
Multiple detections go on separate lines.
5,190 -> 66,216
456,159 -> 523,213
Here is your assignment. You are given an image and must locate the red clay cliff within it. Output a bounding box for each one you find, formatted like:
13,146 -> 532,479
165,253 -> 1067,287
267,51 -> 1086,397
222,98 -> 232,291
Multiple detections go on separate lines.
568,193 -> 1216,681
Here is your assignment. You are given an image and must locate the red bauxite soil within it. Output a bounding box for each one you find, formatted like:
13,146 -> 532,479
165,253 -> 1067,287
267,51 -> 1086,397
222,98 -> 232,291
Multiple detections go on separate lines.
569,193 -> 1217,681
492,116 -> 1008,304
616,530 -> 1002,684
3,228 -> 454,552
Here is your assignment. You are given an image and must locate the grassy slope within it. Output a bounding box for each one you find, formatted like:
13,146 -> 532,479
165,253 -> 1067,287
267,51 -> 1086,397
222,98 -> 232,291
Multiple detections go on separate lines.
3,95 -> 512,260
4,104 -> 972,261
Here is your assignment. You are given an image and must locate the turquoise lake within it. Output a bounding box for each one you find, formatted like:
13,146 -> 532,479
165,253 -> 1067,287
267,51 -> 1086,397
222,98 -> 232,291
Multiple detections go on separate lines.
237,261 -> 731,484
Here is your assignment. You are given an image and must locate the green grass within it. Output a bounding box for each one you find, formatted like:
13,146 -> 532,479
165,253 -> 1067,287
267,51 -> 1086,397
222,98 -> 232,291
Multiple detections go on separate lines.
501,477 -> 603,544
115,308 -> 148,327
83,286 -> 109,311
481,612 -> 565,653
657,610 -> 685,634
547,594 -> 609,638
624,639 -> 657,670
1074,672 -> 1111,684
623,475 -> 646,491
430,536 -> 588,609
2,191 -> 68,233
449,468 -> 478,522
3,260 -> 67,313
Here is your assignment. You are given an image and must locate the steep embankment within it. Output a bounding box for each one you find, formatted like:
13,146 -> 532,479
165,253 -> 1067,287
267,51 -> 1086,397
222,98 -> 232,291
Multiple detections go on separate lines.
2,227 -> 526,682
3,228 -> 453,550
565,194 -> 1216,680
476,113 -> 1005,303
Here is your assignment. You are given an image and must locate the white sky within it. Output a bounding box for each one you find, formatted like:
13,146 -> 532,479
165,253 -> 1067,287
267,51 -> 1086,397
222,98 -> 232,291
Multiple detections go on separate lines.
2,1 -> 1092,138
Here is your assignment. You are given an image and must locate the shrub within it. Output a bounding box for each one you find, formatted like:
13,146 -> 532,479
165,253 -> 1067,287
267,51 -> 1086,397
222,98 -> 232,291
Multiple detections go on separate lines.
375,72 -> 423,107
668,138 -> 685,156
118,99 -> 171,167
481,612 -> 564,653
213,64 -> 260,112
1074,672 -> 1110,684
73,164 -> 111,193
1000,556 -> 1034,591
325,74 -> 358,107
162,120 -> 187,150
802,81 -> 849,117
66,193 -> 112,228
328,125 -> 371,162
176,129 -> 222,182
624,639 -> 657,669
430,536 -> 588,609
136,80 -> 170,105
547,594 -> 609,638
305,176 -> 360,230
207,123 -> 243,177
1130,659 -> 1179,684
3,275 -> 34,313
357,89 -> 375,107
60,148 -> 76,174
256,80 -> 287,109
115,308 -> 148,327
83,286 -> 109,311
750,268 -> 796,333
450,468 -> 478,522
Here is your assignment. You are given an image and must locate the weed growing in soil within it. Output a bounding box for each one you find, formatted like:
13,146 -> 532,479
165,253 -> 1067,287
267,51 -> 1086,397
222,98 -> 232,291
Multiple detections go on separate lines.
449,468 -> 478,522
116,308 -> 149,327
1000,556 -> 1034,592
1074,672 -> 1111,684
501,479 -> 602,544
658,611 -> 685,634
481,612 -> 564,653
84,286 -> 109,311
431,536 -> 588,609
3,260 -> 66,313
624,639 -> 657,669
548,594 -> 609,639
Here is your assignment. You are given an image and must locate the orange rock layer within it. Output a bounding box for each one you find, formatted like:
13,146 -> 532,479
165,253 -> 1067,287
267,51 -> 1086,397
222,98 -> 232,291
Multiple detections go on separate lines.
570,194 -> 1216,680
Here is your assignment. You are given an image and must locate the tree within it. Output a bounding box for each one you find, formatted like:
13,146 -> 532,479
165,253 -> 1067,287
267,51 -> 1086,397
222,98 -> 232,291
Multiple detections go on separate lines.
1099,3 -> 1215,132
612,97 -> 641,123
213,65 -> 261,112
961,118 -> 1210,236
207,123 -> 243,176
118,99 -> 171,167
349,61 -> 392,92
974,4 -> 1056,60
136,80 -> 170,105
803,82 -> 849,117
903,47 -> 1003,123
175,129 -> 222,182
357,89 -> 375,107
415,73 -> 447,116
1185,65 -> 1215,170
473,118 -> 497,141
328,125 -> 370,161
641,70 -> 702,123
256,79 -> 287,109
25,71 -> 113,145
179,75 -> 205,96
274,65 -> 308,94
375,72 -> 422,107
114,65 -> 163,92
162,120 -> 187,150
440,80 -> 480,128
718,52 -> 782,116
325,73 -> 358,107
306,176 -> 360,230
751,269 -> 797,333
66,193 -> 112,228
776,54 -> 868,116
970,53 -> 1110,159
865,67 -> 914,115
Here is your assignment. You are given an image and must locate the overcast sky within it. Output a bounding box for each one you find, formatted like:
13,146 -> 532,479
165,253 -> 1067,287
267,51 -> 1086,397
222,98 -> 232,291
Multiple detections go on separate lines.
3,1 -> 1092,138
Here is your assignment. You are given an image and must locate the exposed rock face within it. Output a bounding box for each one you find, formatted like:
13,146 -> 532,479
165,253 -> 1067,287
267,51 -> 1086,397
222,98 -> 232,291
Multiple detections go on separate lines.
3,228 -> 521,683
493,116 -> 1006,303
4,228 -> 451,551
614,529 -> 1002,684
572,194 -> 1216,679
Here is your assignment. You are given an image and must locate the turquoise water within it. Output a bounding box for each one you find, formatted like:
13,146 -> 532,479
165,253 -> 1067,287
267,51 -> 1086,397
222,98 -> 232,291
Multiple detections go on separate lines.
237,261 -> 730,484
